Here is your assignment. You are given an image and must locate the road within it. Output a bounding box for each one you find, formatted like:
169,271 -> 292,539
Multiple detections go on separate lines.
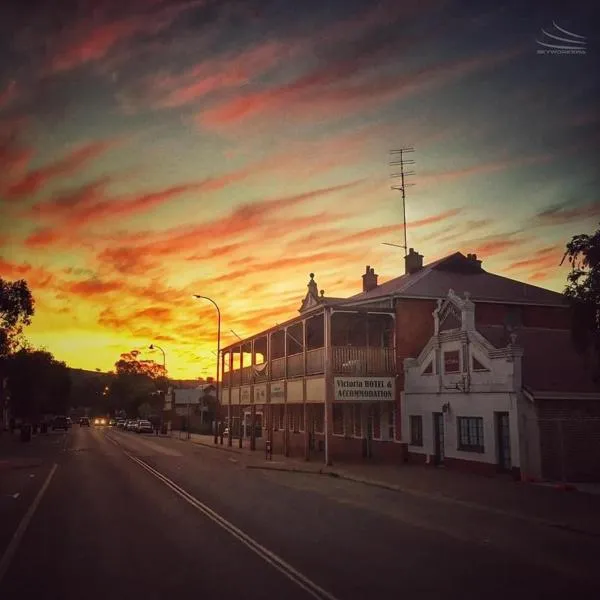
0,426 -> 598,599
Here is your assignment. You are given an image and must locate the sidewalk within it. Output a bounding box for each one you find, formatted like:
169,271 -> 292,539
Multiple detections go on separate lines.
173,430 -> 600,537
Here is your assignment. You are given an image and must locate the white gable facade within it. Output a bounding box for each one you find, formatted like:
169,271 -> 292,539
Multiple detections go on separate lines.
401,290 -> 529,476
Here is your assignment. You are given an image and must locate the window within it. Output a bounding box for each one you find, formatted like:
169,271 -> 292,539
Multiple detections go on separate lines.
410,415 -> 423,446
422,360 -> 433,375
457,417 -> 484,452
352,404 -> 362,437
278,406 -> 285,430
333,404 -> 344,435
371,404 -> 381,439
314,405 -> 324,434
444,350 -> 460,373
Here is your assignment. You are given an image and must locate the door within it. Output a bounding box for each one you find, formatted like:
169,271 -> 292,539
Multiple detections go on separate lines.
496,412 -> 511,471
433,412 -> 445,464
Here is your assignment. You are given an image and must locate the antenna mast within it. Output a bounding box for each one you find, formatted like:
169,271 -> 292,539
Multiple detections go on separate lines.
386,147 -> 415,256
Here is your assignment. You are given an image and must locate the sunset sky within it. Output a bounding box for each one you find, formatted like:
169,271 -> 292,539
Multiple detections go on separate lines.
0,0 -> 598,379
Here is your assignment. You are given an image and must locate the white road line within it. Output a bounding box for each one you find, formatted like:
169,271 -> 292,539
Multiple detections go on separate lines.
0,463 -> 58,585
126,452 -> 339,600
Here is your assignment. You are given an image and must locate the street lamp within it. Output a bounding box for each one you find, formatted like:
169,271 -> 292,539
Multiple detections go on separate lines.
192,295 -> 224,445
149,344 -> 167,434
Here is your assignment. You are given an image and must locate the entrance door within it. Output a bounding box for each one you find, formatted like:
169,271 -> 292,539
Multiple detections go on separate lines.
433,412 -> 445,464
495,412 -> 511,471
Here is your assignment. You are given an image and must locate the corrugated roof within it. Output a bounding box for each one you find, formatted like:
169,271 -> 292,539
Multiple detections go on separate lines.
346,252 -> 565,306
478,325 -> 599,394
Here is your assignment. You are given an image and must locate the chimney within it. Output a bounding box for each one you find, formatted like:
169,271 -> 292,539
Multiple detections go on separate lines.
404,248 -> 424,274
466,253 -> 483,270
362,265 -> 378,292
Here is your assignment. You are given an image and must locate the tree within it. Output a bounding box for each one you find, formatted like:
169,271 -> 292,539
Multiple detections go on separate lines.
562,222 -> 600,381
0,278 -> 34,357
110,350 -> 166,416
5,349 -> 72,420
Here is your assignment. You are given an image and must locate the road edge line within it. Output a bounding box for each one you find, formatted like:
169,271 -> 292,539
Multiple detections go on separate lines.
0,463 -> 58,585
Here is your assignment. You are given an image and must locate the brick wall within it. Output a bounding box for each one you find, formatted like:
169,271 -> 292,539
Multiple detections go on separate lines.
536,400 -> 600,482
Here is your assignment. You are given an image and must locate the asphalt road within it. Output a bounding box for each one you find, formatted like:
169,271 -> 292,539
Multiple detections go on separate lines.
0,426 -> 598,599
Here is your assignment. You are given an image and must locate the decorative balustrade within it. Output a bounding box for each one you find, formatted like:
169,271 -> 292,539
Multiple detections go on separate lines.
306,347 -> 324,375
286,352 -> 304,377
223,346 -> 395,386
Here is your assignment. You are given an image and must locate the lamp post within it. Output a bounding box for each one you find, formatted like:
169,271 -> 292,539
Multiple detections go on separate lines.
193,295 -> 224,445
149,344 -> 167,434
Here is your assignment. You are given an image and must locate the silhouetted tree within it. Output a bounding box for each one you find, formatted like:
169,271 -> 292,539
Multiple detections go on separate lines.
562,222 -> 600,382
5,349 -> 72,420
0,277 -> 34,357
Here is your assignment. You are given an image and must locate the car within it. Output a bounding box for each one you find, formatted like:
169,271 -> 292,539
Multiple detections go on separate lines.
93,417 -> 107,426
126,420 -> 138,431
109,419 -> 116,426
116,419 -> 125,428
137,420 -> 153,434
66,417 -> 73,428
79,417 -> 90,427
52,416 -> 69,431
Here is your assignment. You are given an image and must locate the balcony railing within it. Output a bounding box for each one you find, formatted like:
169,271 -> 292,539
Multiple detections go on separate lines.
332,346 -> 395,375
271,357 -> 285,379
286,352 -> 304,377
306,347 -> 324,374
224,346 -> 395,386
241,366 -> 253,385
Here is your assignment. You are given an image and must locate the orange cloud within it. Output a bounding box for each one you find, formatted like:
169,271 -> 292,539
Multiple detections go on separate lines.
505,245 -> 563,272
4,140 -> 118,201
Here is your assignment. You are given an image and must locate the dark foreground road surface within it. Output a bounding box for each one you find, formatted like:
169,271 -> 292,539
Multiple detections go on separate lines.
0,426 -> 598,600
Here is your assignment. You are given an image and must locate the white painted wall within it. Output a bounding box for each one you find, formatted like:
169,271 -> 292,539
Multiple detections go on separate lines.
402,391 -> 520,467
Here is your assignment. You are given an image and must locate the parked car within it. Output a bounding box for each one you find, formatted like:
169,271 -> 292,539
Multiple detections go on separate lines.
66,417 -> 73,428
137,420 -> 153,434
79,417 -> 90,427
127,420 -> 139,432
52,416 -> 69,431
116,419 -> 125,428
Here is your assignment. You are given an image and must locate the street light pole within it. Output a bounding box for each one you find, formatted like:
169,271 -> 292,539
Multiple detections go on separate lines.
149,344 -> 167,434
192,295 -> 224,446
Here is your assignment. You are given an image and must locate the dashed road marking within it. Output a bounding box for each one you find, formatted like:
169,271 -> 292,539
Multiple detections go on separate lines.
0,464 -> 58,584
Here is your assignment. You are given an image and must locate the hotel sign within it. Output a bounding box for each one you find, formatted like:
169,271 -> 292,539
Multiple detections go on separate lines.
334,377 -> 395,402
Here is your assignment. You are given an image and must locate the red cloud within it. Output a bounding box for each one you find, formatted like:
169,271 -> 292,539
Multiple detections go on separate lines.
200,48 -> 521,129
505,246 -> 563,272
5,140 -> 118,201
48,1 -> 203,73
470,238 -> 524,257
419,153 -> 553,187
67,279 -> 125,296
534,201 -> 600,226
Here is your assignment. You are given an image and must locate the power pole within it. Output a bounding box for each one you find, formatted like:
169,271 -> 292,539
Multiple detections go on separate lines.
384,147 -> 415,256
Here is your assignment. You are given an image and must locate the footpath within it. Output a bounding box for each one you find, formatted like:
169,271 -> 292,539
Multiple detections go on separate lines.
172,430 -> 600,537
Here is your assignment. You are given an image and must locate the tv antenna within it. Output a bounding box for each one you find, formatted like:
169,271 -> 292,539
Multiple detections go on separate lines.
383,147 -> 415,256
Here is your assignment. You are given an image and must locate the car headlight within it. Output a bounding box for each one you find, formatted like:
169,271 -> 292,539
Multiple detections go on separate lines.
94,419 -> 99,425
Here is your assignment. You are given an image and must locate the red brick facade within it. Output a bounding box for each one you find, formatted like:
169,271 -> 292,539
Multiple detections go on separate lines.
536,399 -> 600,482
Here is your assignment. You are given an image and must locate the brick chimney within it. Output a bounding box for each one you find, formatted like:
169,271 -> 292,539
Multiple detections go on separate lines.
362,265 -> 378,292
404,248 -> 424,274
466,253 -> 483,270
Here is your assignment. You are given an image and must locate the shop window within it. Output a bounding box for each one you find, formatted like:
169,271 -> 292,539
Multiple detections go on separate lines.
333,404 -> 344,435
410,415 -> 423,446
457,417 -> 484,452
372,404 -> 381,439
